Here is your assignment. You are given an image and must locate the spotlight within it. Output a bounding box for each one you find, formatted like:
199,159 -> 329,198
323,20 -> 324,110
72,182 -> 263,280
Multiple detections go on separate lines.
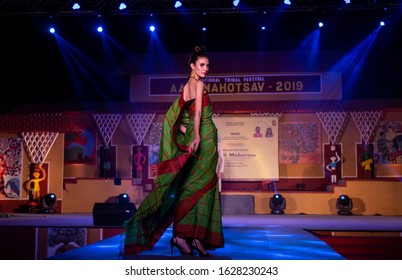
336,195 -> 353,215
149,25 -> 156,32
318,21 -> 324,28
117,193 -> 130,204
119,2 -> 127,10
97,26 -> 103,33
174,1 -> 182,8
380,21 -> 385,27
269,193 -> 286,215
284,0 -> 291,5
42,193 -> 57,213
72,3 -> 80,10
233,0 -> 240,7
49,27 -> 56,34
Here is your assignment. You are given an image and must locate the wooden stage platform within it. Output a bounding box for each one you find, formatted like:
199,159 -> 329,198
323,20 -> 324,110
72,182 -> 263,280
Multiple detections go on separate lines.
1,213 -> 402,260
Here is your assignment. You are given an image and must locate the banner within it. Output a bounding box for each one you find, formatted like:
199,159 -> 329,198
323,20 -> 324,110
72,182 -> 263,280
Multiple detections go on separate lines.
375,121 -> 402,164
213,116 -> 279,181
150,74 -> 322,96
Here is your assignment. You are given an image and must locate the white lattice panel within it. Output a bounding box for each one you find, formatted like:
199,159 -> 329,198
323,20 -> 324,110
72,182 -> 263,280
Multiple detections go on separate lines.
92,113 -> 123,146
351,111 -> 383,144
22,132 -> 58,165
251,112 -> 283,119
316,111 -> 348,145
126,113 -> 156,146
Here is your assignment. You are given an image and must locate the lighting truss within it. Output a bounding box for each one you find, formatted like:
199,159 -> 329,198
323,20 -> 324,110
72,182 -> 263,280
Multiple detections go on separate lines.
0,1 -> 401,17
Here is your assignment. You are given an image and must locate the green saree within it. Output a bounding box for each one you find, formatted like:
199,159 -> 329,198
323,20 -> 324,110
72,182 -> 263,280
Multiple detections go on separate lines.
123,91 -> 224,255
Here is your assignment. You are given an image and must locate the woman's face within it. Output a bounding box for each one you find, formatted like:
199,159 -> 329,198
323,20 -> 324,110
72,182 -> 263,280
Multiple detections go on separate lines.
191,57 -> 209,78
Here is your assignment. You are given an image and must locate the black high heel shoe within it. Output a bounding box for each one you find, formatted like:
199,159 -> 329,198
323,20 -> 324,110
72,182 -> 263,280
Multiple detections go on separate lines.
170,237 -> 193,256
191,239 -> 211,257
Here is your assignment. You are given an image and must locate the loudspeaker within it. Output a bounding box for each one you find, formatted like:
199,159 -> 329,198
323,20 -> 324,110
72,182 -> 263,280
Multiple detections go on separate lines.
92,203 -> 136,227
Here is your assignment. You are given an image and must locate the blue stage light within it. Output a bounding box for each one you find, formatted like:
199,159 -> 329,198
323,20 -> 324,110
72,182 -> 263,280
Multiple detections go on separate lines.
119,3 -> 127,10
117,193 -> 130,204
336,194 -> 353,215
42,193 -> 57,213
269,193 -> 286,215
72,3 -> 80,10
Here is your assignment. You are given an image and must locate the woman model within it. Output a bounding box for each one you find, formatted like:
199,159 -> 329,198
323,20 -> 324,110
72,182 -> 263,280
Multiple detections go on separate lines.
123,45 -> 224,257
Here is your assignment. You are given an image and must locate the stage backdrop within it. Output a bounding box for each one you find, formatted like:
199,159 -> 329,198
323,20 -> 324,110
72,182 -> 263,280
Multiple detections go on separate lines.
213,116 -> 279,181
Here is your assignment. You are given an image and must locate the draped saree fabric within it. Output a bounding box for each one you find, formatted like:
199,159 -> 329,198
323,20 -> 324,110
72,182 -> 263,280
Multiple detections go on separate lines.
123,91 -> 224,255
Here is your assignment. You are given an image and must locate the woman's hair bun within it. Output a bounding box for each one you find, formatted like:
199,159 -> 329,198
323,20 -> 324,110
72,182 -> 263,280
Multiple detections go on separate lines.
193,45 -> 204,53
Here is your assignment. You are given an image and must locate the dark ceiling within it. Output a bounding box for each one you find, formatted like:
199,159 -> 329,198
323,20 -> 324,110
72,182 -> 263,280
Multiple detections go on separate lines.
0,0 -> 401,17
2,1 -> 402,115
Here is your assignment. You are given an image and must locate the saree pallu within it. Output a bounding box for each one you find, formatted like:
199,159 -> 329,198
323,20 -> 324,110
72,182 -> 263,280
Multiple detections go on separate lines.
123,91 -> 224,255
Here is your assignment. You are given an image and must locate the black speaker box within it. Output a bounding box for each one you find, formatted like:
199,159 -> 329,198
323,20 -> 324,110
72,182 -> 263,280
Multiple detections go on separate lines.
92,203 -> 136,227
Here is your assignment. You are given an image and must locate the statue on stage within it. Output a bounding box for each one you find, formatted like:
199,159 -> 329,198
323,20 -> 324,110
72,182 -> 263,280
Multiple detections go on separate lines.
133,146 -> 146,180
27,163 -> 46,204
359,144 -> 375,179
326,151 -> 341,184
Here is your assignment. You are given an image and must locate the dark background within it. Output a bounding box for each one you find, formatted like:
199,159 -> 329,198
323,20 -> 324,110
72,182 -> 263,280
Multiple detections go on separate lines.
2,4 -> 402,114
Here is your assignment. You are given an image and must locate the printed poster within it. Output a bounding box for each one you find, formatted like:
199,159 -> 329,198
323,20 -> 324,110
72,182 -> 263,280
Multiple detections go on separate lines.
64,129 -> 96,164
279,122 -> 322,164
0,137 -> 22,199
213,116 -> 279,181
375,121 -> 402,164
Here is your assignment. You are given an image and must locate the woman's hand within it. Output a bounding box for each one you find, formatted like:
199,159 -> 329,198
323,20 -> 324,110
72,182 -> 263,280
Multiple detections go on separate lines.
188,136 -> 200,154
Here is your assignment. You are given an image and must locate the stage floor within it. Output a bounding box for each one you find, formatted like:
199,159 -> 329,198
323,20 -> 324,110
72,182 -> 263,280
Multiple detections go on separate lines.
2,213 -> 400,260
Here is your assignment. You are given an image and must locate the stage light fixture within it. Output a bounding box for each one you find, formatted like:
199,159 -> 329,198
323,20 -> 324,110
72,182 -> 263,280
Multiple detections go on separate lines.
42,193 -> 57,213
233,0 -> 240,7
174,1 -> 182,8
117,193 -> 131,204
49,27 -> 56,34
72,3 -> 80,10
284,0 -> 291,5
380,21 -> 385,27
336,194 -> 353,215
119,2 -> 127,10
269,193 -> 286,215
97,26 -> 103,33
149,25 -> 156,32
318,21 -> 324,28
